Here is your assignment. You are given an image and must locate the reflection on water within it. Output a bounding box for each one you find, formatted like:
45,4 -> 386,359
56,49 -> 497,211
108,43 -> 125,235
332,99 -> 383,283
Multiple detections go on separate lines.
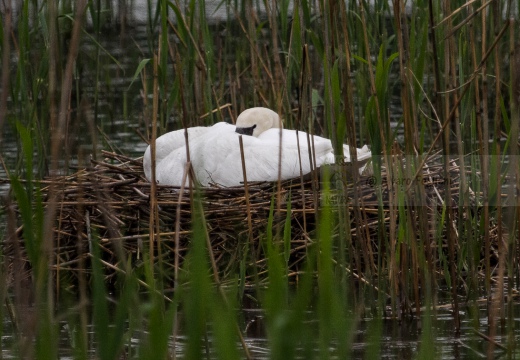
2,302 -> 515,359
3,0 -> 517,24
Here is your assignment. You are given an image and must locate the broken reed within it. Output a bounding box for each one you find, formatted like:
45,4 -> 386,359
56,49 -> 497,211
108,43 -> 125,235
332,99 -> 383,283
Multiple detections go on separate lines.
3,150 -> 479,276
1,0 -> 519,358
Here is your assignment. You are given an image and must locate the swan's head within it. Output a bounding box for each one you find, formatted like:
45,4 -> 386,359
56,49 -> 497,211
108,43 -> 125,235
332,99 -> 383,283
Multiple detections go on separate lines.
235,107 -> 282,137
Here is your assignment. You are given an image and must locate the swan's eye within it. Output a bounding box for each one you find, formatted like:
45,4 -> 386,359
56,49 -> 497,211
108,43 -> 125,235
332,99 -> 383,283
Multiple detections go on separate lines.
235,124 -> 256,136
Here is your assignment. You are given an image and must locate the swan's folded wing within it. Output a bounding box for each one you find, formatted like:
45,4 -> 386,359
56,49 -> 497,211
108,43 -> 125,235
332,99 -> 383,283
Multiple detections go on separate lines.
155,147 -> 190,186
188,123 -> 242,186
243,129 -> 334,182
196,130 -> 310,186
143,126 -> 207,182
259,128 -> 334,163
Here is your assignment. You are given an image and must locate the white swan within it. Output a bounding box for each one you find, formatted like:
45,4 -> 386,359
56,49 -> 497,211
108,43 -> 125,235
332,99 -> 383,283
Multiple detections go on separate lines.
143,107 -> 371,187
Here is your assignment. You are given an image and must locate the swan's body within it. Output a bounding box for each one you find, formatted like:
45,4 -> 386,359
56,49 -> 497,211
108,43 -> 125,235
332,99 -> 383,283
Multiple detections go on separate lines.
143,107 -> 371,187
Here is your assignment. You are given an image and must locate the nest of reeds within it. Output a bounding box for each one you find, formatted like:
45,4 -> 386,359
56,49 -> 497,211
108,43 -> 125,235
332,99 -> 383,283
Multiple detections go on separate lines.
1,149 -> 500,287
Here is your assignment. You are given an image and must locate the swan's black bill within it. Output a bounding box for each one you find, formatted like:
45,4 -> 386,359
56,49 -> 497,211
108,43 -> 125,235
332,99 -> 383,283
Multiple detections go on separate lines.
235,124 -> 256,136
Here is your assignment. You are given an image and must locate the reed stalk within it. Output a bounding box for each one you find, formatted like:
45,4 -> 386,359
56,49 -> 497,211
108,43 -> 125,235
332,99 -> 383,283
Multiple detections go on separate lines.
149,52 -> 159,269
0,0 -> 11,146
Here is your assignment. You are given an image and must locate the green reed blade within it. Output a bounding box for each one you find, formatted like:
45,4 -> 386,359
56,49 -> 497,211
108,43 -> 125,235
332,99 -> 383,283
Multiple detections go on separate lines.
128,58 -> 151,91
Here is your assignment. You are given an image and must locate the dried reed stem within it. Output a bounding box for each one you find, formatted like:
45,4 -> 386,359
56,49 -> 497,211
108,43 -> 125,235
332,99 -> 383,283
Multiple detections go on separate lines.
0,0 -> 11,145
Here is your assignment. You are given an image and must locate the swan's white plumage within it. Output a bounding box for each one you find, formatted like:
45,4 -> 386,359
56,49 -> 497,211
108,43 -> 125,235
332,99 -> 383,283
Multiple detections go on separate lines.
143,107 -> 371,187
143,126 -> 207,181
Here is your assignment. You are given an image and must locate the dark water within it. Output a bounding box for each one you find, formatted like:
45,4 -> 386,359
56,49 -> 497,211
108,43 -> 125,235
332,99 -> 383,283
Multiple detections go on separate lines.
1,303 -> 516,359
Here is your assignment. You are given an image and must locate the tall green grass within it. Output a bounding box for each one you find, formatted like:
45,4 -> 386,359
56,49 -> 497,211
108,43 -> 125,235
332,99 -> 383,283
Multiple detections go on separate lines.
0,0 -> 519,358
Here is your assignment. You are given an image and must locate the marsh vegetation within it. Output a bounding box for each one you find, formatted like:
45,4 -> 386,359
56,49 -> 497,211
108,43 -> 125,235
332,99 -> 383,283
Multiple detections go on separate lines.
0,0 -> 519,358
